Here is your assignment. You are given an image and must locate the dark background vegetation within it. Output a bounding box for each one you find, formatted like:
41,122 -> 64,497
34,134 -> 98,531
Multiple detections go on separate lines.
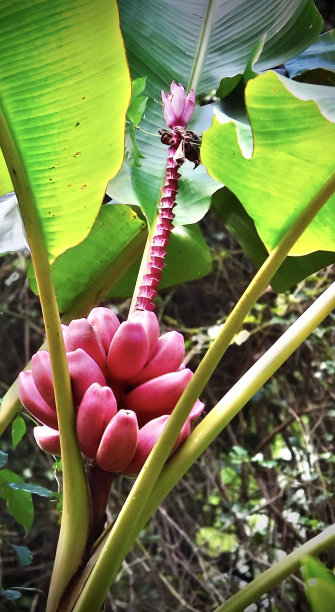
1,2 -> 335,610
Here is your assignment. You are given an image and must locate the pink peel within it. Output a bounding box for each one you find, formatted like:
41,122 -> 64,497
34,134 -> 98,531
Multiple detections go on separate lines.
19,307 -> 204,477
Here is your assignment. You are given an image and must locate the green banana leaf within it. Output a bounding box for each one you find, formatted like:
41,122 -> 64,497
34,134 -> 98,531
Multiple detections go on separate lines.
215,58 -> 335,131
0,0 -> 131,261
211,69 -> 335,289
108,0 -> 322,226
109,222 -> 212,298
27,200 -> 212,311
212,187 -> 335,293
285,29 -> 335,77
27,204 -> 147,315
301,556 -> 335,612
0,148 -> 12,195
201,70 -> 335,257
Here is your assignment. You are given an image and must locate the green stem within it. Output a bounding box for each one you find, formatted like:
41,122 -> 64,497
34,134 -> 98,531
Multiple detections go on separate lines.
86,464 -> 116,544
0,380 -> 22,437
213,523 -> 335,612
0,112 -> 90,612
188,0 -> 219,93
140,279 -> 335,526
73,174 -> 335,610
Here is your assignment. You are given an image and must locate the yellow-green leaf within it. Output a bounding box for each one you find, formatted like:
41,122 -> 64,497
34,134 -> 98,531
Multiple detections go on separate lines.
201,71 -> 335,256
0,0 -> 131,261
0,147 -> 13,195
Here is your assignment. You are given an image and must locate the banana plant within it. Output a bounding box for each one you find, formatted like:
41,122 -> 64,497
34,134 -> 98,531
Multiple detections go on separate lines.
1,1 -> 335,610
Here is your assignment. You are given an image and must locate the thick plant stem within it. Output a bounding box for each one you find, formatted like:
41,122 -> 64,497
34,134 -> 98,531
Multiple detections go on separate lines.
140,279 -> 335,526
72,174 -> 335,611
86,464 -> 116,544
213,523 -> 335,612
0,380 -> 22,437
188,0 -> 219,92
0,113 -> 90,612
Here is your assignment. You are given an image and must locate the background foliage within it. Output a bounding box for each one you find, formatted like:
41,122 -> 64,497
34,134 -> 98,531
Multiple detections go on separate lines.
0,1 -> 335,611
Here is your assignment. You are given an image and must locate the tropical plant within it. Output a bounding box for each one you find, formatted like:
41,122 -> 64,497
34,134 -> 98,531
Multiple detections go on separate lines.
0,1 -> 335,610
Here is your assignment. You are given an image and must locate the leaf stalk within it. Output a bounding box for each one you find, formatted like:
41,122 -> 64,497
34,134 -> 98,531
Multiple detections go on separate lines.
72,169 -> 335,610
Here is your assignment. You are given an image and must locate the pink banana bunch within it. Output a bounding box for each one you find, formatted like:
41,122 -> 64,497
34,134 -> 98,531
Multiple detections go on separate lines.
18,307 -> 203,476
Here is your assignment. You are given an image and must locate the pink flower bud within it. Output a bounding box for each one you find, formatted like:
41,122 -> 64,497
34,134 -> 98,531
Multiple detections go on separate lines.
67,348 -> 106,406
96,409 -> 138,473
62,318 -> 107,374
130,331 -> 185,385
123,368 -> 193,426
31,351 -> 55,409
130,310 -> 160,358
180,89 -> 196,125
107,320 -> 149,380
18,371 -> 58,429
87,307 -> 120,352
34,425 -> 61,455
161,82 -> 195,128
170,81 -> 187,119
161,91 -> 177,129
76,383 -> 117,459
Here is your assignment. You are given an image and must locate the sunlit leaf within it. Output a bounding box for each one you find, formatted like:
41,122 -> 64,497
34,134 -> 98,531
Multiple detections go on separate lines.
301,556 -> 335,612
0,0 -> 131,261
0,147 -> 12,195
28,203 -> 146,314
212,188 -> 335,292
202,71 -> 335,256
276,74 -> 335,122
196,526 -> 238,556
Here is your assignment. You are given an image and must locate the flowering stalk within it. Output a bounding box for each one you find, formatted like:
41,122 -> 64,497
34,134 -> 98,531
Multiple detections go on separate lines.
17,82 -> 201,607
86,463 -> 116,543
135,82 -> 195,311
18,80 -> 201,545
135,139 -> 182,311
